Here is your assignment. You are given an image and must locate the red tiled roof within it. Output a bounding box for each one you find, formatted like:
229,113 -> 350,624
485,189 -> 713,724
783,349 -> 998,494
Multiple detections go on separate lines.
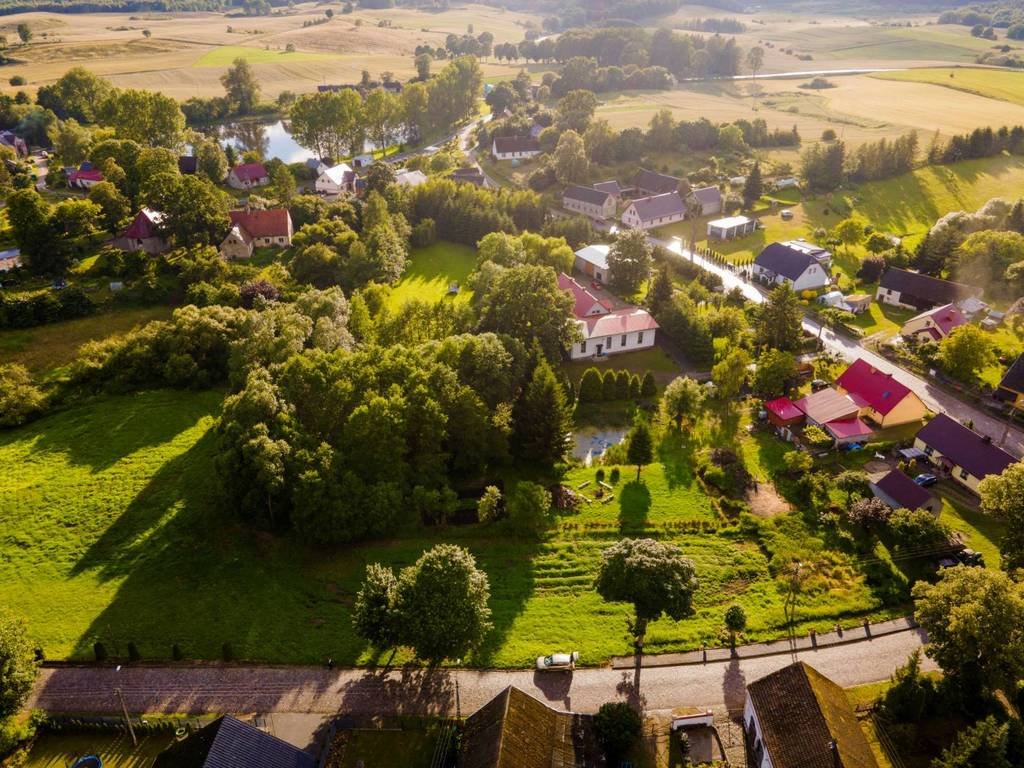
230,163 -> 268,182
765,397 -> 803,421
229,208 -> 291,239
825,417 -> 873,441
836,359 -> 914,416
579,308 -> 659,338
558,273 -> 611,318
121,208 -> 163,240
69,168 -> 103,183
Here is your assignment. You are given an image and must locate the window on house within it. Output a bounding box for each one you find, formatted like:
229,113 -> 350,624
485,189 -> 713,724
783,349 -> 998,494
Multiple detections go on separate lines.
621,334 -> 627,346
959,468 -> 969,480
923,445 -> 934,456
637,331 -> 644,344
580,341 -> 587,353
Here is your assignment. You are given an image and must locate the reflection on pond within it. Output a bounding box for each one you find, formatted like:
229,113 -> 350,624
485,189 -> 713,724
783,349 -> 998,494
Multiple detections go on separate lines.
217,120 -> 313,164
572,426 -> 627,466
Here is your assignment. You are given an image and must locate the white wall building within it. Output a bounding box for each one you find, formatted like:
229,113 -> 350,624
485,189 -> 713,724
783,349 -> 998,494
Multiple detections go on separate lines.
315,163 -> 357,195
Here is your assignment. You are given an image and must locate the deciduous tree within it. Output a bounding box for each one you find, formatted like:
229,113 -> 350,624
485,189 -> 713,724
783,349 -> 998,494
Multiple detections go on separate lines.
221,57 -> 261,115
979,461 -> 1024,571
607,227 -> 652,295
352,563 -> 398,648
0,611 -> 38,719
660,376 -> 705,428
937,325 -> 992,382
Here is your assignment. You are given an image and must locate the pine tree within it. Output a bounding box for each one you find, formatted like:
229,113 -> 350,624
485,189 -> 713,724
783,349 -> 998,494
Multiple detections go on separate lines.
640,371 -> 657,398
602,369 -> 618,400
578,367 -> 603,402
742,162 -> 763,208
628,374 -> 642,400
626,419 -> 654,481
514,357 -> 572,468
647,263 -> 674,313
615,370 -> 631,399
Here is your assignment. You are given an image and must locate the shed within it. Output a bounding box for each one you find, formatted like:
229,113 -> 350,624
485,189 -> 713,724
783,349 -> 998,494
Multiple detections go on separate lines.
707,215 -> 756,240
870,470 -> 940,513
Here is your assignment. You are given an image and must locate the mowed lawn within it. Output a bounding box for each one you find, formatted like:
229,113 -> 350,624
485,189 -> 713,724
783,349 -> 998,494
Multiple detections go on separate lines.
192,44 -> 342,67
875,67 -> 1024,109
0,389 -> 912,666
386,242 -> 477,309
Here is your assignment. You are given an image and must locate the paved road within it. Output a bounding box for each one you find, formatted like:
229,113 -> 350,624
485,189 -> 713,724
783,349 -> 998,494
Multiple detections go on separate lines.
659,238 -> 1024,457
29,630 -> 930,717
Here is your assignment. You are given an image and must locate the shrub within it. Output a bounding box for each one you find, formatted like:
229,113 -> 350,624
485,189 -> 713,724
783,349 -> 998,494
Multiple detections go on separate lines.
640,371 -> 657,397
628,374 -> 641,399
93,642 -> 107,662
411,218 -> 437,247
887,507 -> 950,548
802,425 -> 832,448
477,485 -> 502,522
615,370 -> 630,400
239,280 -> 280,308
506,481 -> 552,538
0,364 -> 45,426
8,75 -> 25,86
821,128 -> 837,141
127,642 -> 141,662
172,643 -> 183,661
593,702 -> 642,761
602,369 -> 618,400
848,497 -> 892,530
609,467 -> 620,484
578,367 -> 603,402
596,468 -> 605,483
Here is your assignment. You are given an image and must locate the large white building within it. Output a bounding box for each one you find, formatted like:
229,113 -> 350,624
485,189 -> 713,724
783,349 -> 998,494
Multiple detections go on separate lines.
562,185 -> 616,221
491,136 -> 541,160
558,273 -> 658,360
315,163 -> 358,195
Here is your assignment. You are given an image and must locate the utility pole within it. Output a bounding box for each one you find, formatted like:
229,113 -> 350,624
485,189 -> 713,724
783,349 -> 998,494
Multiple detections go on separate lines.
116,688 -> 138,747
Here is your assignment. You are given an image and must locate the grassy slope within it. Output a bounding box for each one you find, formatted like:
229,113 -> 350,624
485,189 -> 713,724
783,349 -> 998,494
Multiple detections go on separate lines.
386,242 -> 477,309
875,67 -> 1024,109
1,389 -> 930,666
192,44 -> 341,67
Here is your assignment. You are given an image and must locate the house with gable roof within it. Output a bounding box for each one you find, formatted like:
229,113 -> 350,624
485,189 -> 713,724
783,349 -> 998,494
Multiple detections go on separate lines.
631,168 -> 681,196
219,208 -> 293,260
573,244 -> 611,283
558,273 -> 658,359
620,192 -> 686,230
691,185 -> 722,216
745,662 -> 879,768
835,359 -> 927,428
900,303 -> 967,342
562,185 -> 616,221
227,162 -> 270,190
876,267 -> 979,311
995,353 -> 1024,411
153,715 -> 314,768
870,470 -> 940,514
914,413 -> 1016,493
752,241 -> 831,292
68,163 -> 104,189
315,162 -> 358,195
113,208 -> 168,254
492,136 -> 541,160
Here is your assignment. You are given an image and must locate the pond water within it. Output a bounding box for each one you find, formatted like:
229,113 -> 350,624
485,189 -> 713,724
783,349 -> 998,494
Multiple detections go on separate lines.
572,426 -> 628,466
218,120 -> 315,164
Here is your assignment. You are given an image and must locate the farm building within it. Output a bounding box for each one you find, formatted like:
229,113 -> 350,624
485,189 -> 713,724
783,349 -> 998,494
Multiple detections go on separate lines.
559,273 -> 658,360
113,208 -> 168,255
691,185 -> 722,216
900,303 -> 967,341
395,169 -> 428,187
995,353 -> 1024,411
153,715 -> 314,768
621,192 -> 686,230
914,413 -> 1015,493
492,136 -> 541,160
593,180 -> 623,199
707,215 -> 756,240
227,162 -> 269,190
793,387 -> 874,445
869,470 -> 941,514
458,686 -> 601,768
631,168 -> 681,196
876,267 -> 979,311
573,244 -> 611,283
219,208 -> 294,260
449,166 -> 487,186
315,163 -> 358,195
744,662 -> 879,768
835,359 -> 927,428
752,241 -> 831,292
562,185 -> 616,221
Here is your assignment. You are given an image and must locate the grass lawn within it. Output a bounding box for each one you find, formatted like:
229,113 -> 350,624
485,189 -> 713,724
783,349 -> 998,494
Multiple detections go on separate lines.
192,44 -> 341,67
874,67 -> 1024,109
328,723 -> 446,767
23,729 -> 177,767
938,498 -> 1005,567
386,242 -> 476,310
0,388 -> 918,667
0,305 -> 173,378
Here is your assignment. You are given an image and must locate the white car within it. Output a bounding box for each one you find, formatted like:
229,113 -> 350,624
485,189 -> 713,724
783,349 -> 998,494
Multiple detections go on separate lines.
536,651 -> 579,671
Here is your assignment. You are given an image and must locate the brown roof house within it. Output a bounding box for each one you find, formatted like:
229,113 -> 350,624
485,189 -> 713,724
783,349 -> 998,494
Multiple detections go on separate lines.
220,208 -> 294,260
113,208 -> 168,255
458,686 -> 604,768
995,353 -> 1024,411
744,662 -> 878,768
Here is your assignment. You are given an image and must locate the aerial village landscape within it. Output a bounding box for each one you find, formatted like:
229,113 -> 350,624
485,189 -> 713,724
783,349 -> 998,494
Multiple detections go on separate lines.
2,0 -> 1024,765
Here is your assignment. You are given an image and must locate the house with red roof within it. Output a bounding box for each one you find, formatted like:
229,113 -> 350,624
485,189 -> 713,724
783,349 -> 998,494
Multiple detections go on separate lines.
113,208 -> 168,255
219,208 -> 293,260
764,396 -> 805,441
227,162 -> 270,190
899,303 -> 967,342
835,359 -> 928,428
67,164 -> 104,189
793,387 -> 874,446
558,273 -> 658,360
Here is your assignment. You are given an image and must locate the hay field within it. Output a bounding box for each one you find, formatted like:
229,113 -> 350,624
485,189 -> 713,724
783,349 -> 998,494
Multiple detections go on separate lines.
874,66 -> 1024,108
0,2 -> 537,99
595,71 -> 1024,160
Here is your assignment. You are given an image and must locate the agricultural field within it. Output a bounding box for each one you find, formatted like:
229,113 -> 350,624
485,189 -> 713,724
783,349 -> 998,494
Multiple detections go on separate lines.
875,66 -> 1024,108
0,2 -> 539,99
0,386 -> 950,668
386,241 -> 476,309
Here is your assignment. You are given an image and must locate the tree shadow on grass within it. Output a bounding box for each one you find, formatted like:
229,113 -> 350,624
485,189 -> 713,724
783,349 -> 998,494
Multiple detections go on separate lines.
13,389 -> 224,472
619,480 -> 651,534
469,538 -> 539,667
657,429 -> 699,491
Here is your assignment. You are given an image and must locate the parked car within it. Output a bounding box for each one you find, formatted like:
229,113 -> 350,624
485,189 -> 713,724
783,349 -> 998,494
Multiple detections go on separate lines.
536,651 -> 579,671
810,379 -> 829,392
914,473 -> 938,487
957,549 -> 984,567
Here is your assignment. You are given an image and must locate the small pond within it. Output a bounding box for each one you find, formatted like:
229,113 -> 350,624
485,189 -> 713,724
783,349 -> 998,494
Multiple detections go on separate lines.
572,427 -> 627,466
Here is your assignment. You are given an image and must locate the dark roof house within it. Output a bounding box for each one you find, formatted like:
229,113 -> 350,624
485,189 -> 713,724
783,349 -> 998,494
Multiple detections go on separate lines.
754,242 -> 822,282
691,185 -> 722,209
627,192 -> 686,224
878,267 -> 979,310
631,168 -> 681,195
178,155 -> 198,175
153,716 -> 315,768
871,470 -> 938,512
593,180 -> 622,198
746,662 -> 878,768
996,353 -> 1024,406
459,686 -> 603,768
915,413 -> 1015,482
563,185 -> 612,207
493,136 -> 541,155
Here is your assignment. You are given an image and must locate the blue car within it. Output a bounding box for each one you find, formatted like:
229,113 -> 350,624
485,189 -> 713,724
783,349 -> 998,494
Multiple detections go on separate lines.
914,473 -> 938,487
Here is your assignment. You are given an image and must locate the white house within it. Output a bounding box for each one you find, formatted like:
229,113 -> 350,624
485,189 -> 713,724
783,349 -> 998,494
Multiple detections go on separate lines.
876,267 -> 979,311
573,244 -> 612,283
621,192 -> 686,230
562,185 -> 616,221
745,662 -> 879,768
913,413 -> 1015,494
315,163 -> 358,195
492,136 -> 541,160
691,185 -> 722,216
558,273 -> 658,360
395,169 -> 428,187
752,241 -> 831,292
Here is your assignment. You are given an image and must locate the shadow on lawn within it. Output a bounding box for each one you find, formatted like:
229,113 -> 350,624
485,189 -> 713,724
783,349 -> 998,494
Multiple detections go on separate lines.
17,389 -> 222,472
618,480 -> 651,533
657,429 -> 698,491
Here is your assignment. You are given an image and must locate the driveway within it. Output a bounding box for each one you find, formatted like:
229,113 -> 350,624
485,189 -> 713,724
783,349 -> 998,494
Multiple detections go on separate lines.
29,630 -> 929,718
657,237 -> 1024,457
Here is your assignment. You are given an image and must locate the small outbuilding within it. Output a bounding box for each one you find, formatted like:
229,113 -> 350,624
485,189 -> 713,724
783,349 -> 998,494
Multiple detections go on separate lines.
870,470 -> 941,514
707,215 -> 756,240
